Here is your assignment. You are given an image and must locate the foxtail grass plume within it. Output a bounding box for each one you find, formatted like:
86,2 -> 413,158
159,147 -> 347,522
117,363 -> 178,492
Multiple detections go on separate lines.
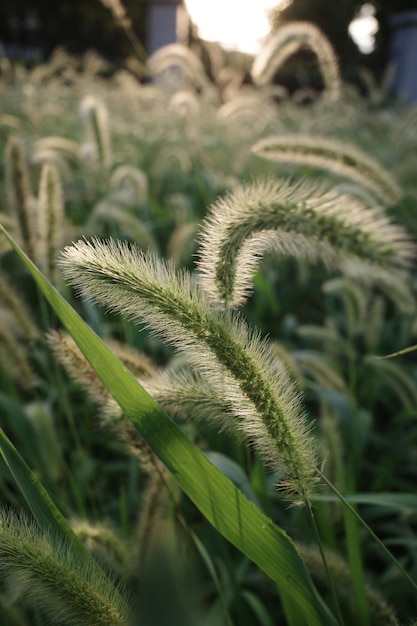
150,144 -> 193,176
79,96 -> 112,170
291,350 -> 347,394
297,542 -> 400,625
4,136 -> 36,261
168,91 -> 201,139
252,21 -> 341,101
48,325 -> 246,455
196,179 -> 414,308
31,137 -> 80,181
363,295 -> 386,352
0,271 -> 39,343
109,165 -> 149,202
147,44 -> 215,96
0,326 -> 37,389
322,277 -> 369,335
168,90 -> 201,119
32,136 -> 80,162
340,258 -> 417,314
59,238 -> 319,504
364,356 -> 417,411
0,213 -> 16,256
216,95 -> 275,137
0,271 -> 38,389
46,330 -> 113,407
88,200 -> 157,252
47,329 -> 156,405
37,164 -> 64,285
297,323 -> 352,363
138,368 -> 239,431
47,329 -> 167,472
134,470 -> 174,573
70,519 -> 129,576
48,327 -> 245,461
252,134 -> 403,205
0,511 -> 129,626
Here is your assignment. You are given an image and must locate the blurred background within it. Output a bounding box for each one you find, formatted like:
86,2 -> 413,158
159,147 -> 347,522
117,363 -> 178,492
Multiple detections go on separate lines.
1,0 -> 417,101
1,2 -> 417,625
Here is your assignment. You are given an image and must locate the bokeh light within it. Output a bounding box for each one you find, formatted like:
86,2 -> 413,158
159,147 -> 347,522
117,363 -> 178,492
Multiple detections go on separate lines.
184,0 -> 288,55
349,3 -> 379,54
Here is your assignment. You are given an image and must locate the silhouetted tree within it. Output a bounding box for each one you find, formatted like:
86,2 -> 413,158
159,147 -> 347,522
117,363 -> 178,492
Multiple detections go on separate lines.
0,0 -> 146,64
270,0 -> 417,82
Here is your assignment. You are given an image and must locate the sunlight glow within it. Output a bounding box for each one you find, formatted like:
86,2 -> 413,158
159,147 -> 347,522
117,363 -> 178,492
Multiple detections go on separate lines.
184,0 -> 289,56
348,3 -> 379,54
184,0 -> 379,58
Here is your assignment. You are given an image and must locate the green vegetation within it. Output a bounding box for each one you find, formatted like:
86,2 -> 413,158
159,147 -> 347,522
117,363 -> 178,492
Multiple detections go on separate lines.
1,23 -> 417,625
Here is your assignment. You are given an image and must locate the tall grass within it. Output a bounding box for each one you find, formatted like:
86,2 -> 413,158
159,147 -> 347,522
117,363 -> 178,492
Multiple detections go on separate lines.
0,20 -> 417,625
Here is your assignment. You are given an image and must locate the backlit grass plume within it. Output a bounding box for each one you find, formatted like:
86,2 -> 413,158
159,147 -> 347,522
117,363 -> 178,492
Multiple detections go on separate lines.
109,165 -> 149,203
70,519 -> 130,577
79,96 -> 112,171
297,542 -> 400,626
47,329 -> 249,460
4,136 -> 36,260
196,179 -> 414,308
0,325 -> 36,389
0,511 -> 129,626
47,328 -> 226,425
147,44 -> 215,97
59,238 -> 319,504
46,330 -> 113,407
46,329 -> 163,471
251,21 -> 341,101
0,272 -> 39,344
252,134 -> 403,205
37,164 -> 64,285
0,270 -> 38,389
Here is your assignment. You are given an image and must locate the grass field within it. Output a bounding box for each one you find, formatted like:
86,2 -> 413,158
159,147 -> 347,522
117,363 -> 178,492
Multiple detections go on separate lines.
1,31 -> 417,625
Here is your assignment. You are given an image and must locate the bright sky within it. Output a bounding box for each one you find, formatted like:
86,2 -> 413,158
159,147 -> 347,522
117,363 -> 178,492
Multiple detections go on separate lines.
184,0 -> 285,55
184,1 -> 379,56
348,4 -> 379,54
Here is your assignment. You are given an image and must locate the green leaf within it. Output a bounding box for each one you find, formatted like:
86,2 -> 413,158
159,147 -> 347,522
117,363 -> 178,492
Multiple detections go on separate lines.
314,492 -> 417,513
0,427 -> 89,560
0,224 -> 337,626
204,451 -> 260,507
241,589 -> 275,626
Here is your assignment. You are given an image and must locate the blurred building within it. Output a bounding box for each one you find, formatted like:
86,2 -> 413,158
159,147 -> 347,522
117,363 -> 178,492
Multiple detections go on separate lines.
147,0 -> 188,54
389,10 -> 417,102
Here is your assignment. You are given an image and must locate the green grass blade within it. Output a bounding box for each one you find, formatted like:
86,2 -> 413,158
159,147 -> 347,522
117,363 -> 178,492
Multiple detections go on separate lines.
0,226 -> 337,626
342,504 -> 369,625
317,470 -> 417,594
313,492 -> 417,513
375,343 -> 417,359
0,427 -> 90,561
